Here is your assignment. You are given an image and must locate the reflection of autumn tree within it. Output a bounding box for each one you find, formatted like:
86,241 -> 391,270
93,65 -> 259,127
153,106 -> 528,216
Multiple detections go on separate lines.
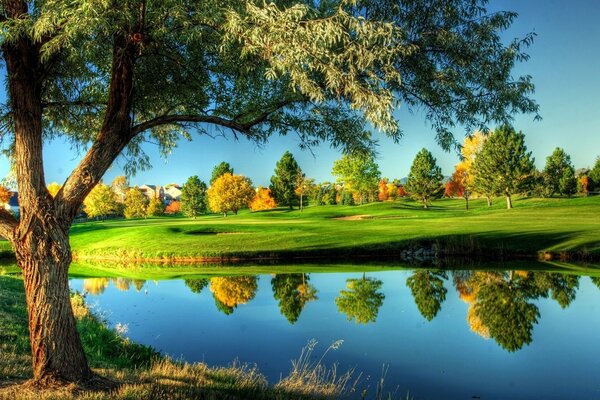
82,278 -> 109,295
335,275 -> 385,324
112,278 -> 131,292
407,270 -> 448,321
210,276 -> 258,315
185,279 -> 210,294
133,280 -> 146,292
272,274 -> 318,324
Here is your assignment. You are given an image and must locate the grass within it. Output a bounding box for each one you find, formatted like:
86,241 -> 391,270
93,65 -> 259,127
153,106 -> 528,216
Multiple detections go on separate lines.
63,197 -> 600,262
0,275 -> 397,400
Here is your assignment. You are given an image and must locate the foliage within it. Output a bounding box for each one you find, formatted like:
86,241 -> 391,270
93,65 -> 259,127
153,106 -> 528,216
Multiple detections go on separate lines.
542,148 -> 577,197
472,126 -> 535,208
405,149 -> 444,208
111,176 -> 129,203
588,157 -> 600,191
208,173 -> 255,216
335,275 -> 385,324
147,197 -> 165,217
165,200 -> 181,214
272,274 -> 317,324
270,151 -> 301,209
83,182 -> 119,219
181,176 -> 208,218
332,153 -> 381,204
445,165 -> 467,198
0,186 -> 12,204
47,182 -> 61,198
406,270 -> 448,321
211,162 -> 234,186
578,175 -> 589,195
378,178 -> 390,201
185,279 -> 210,294
249,187 -> 277,211
210,276 -> 258,314
124,187 -> 148,219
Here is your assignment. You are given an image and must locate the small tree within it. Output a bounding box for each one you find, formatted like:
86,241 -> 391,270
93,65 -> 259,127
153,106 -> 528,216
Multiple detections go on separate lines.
181,176 -> 208,218
406,149 -> 444,208
124,187 -> 148,219
208,173 -> 255,216
332,153 -> 381,204
542,148 -> 576,197
473,126 -> 535,209
378,178 -> 390,201
165,200 -> 181,215
249,187 -> 277,211
210,162 -> 234,185
147,197 -> 165,216
111,175 -> 129,203
83,183 -> 118,219
270,151 -> 301,209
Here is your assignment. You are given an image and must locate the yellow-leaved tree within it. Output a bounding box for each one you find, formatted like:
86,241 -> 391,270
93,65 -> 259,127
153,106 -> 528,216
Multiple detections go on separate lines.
448,131 -> 487,209
210,276 -> 258,314
47,182 -> 62,198
83,182 -> 119,219
208,173 -> 254,216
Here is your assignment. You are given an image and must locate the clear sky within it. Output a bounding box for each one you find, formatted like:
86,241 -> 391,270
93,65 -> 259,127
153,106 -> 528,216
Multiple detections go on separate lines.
1,0 -> 599,188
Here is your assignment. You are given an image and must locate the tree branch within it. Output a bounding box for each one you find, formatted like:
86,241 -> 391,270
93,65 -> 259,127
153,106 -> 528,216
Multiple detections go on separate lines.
0,208 -> 18,240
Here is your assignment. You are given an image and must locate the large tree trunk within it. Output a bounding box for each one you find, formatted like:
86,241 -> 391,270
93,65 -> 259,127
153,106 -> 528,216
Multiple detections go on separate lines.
15,222 -> 92,385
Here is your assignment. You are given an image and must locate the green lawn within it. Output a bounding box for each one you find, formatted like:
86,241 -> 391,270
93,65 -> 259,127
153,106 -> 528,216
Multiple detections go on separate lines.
65,197 -> 600,261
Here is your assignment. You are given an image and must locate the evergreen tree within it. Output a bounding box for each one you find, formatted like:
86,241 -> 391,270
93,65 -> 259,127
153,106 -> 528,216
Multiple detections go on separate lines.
588,157 -> 600,191
210,162 -> 234,185
472,126 -> 535,209
270,151 -> 301,209
181,176 -> 208,218
542,148 -> 576,197
405,149 -> 444,208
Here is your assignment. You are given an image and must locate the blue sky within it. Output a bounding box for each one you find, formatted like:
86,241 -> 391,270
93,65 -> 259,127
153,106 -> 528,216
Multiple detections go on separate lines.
1,0 -> 599,188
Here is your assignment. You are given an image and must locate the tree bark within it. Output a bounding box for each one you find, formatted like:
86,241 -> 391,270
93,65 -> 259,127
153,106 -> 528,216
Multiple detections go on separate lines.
506,195 -> 513,209
486,196 -> 493,207
16,228 -> 92,384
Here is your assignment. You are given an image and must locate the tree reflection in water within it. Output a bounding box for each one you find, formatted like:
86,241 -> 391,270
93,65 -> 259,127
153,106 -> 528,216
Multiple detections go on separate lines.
335,273 -> 385,324
272,273 -> 318,324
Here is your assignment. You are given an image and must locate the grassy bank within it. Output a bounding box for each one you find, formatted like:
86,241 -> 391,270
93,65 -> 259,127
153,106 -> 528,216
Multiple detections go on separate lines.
70,197 -> 600,261
0,276 -> 382,400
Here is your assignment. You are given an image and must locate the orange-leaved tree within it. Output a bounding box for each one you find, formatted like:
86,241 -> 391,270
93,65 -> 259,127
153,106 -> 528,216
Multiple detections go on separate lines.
249,187 -> 277,211
165,200 -> 181,214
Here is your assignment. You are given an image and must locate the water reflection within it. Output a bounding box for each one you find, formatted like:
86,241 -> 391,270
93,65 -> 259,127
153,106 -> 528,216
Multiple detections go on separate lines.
79,269 -> 597,353
272,273 -> 318,324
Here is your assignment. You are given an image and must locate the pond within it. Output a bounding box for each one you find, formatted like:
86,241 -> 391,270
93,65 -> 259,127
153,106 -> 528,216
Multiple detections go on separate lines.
69,267 -> 600,400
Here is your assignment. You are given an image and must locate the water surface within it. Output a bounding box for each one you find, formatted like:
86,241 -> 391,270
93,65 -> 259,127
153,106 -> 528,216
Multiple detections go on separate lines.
69,268 -> 600,400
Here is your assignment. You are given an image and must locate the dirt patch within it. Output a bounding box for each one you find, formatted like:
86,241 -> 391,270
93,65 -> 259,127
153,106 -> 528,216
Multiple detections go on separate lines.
333,215 -> 371,221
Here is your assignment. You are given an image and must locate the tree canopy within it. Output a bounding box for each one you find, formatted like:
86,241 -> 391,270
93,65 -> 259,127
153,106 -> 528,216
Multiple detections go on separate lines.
405,149 -> 444,208
181,176 -> 208,218
210,162 -> 234,186
270,151 -> 301,209
332,153 -> 381,204
335,275 -> 385,324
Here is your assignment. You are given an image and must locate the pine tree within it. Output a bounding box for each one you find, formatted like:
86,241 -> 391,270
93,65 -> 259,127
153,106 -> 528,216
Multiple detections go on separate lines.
543,148 -> 576,197
270,151 -> 301,209
181,176 -> 208,218
473,126 -> 535,209
405,149 -> 444,208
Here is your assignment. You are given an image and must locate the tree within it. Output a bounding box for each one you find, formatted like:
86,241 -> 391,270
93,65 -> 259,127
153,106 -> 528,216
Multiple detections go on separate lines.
588,157 -> 600,191
210,162 -> 234,186
472,126 -> 535,209
447,132 -> 487,209
406,270 -> 448,321
165,200 -> 181,215
578,175 -> 590,196
335,275 -> 385,324
272,274 -> 317,324
185,279 -> 210,294
47,182 -> 62,198
210,276 -> 258,314
295,173 -> 312,211
249,187 -> 277,211
0,0 -> 537,385
147,197 -> 165,217
542,148 -> 576,197
270,151 -> 301,209
405,149 -> 444,208
445,164 -> 467,204
111,175 -> 129,203
181,176 -> 208,218
332,153 -> 381,204
208,173 -> 255,216
83,182 -> 119,219
378,178 -> 390,201
124,187 -> 148,219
